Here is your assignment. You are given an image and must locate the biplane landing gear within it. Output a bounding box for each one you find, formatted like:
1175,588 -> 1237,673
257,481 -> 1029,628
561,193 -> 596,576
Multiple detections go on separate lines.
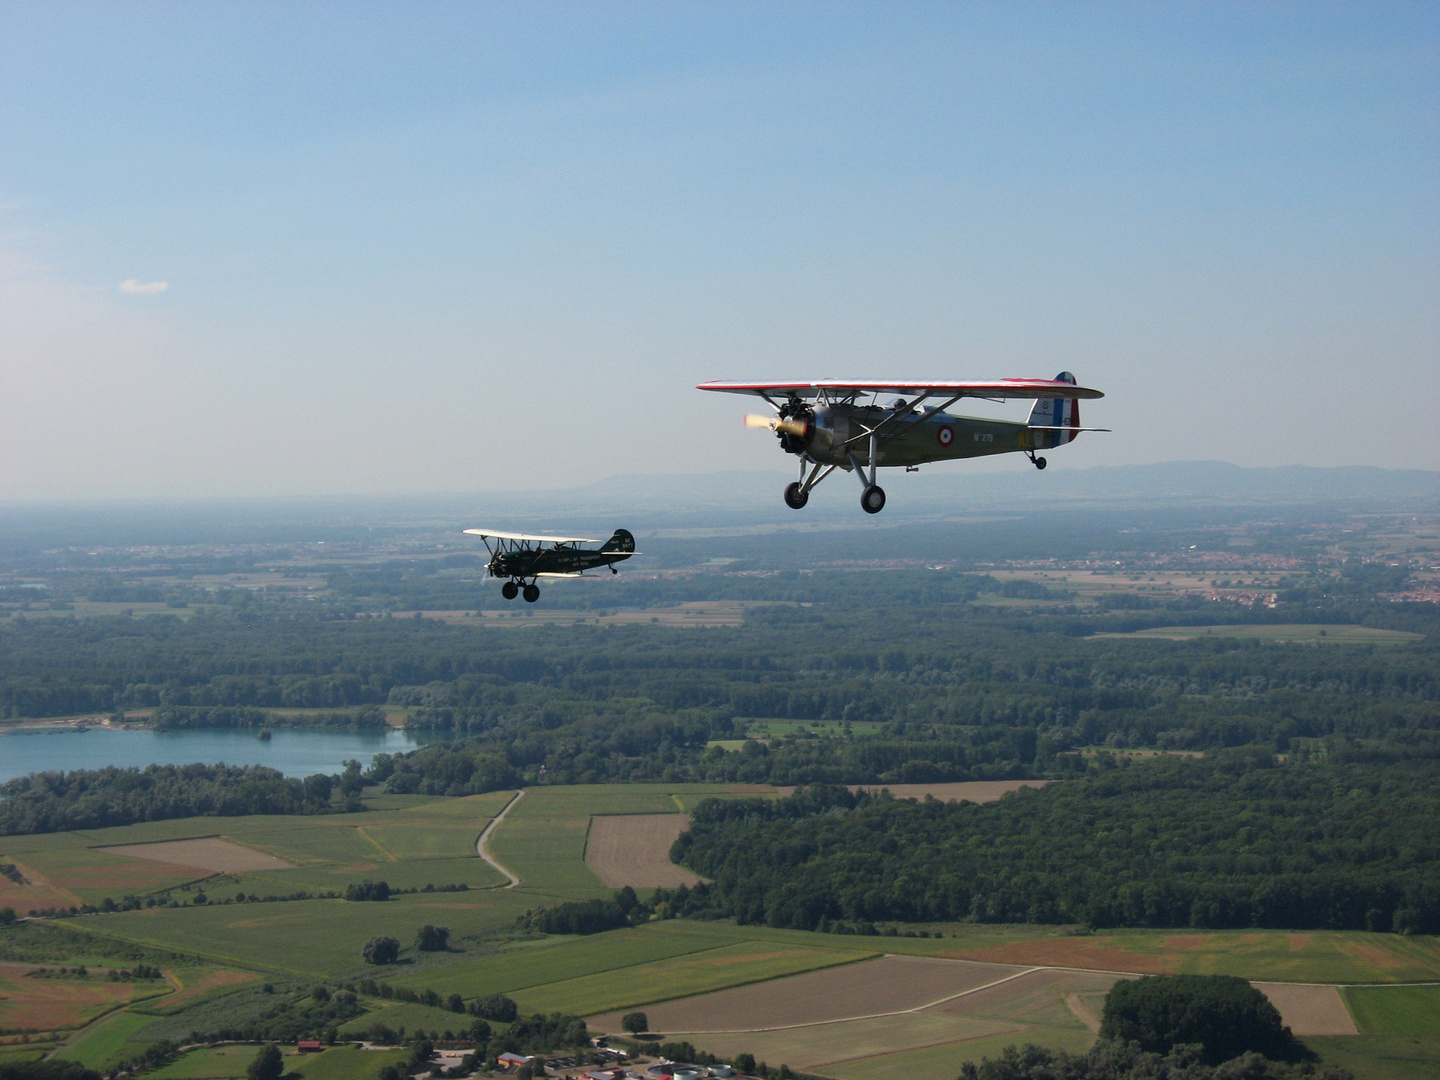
784,482 -> 809,510
861,485 -> 886,514
501,581 -> 519,600
522,584 -> 540,603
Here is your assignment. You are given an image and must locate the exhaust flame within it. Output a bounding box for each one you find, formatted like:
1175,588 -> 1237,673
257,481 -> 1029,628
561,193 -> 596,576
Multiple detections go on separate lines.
745,413 -> 807,437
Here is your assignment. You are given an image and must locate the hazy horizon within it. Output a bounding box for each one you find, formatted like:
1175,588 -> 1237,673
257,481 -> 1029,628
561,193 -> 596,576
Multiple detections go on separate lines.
3,4 -> 1436,500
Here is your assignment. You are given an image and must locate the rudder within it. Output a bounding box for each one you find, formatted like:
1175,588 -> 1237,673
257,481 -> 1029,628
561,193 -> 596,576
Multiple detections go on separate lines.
601,529 -> 635,554
1027,371 -> 1081,448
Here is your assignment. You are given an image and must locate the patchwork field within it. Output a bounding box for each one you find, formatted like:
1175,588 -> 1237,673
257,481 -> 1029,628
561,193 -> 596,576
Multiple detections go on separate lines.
585,813 -> 701,888
0,962 -> 156,1032
1,783 -> 1435,1079
6,848 -> 201,907
97,838 -> 294,874
948,928 -> 1440,984
588,950 -> 1382,1076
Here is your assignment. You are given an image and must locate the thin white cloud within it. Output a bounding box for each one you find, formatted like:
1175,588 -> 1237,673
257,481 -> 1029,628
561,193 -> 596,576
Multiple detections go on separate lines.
119,279 -> 167,295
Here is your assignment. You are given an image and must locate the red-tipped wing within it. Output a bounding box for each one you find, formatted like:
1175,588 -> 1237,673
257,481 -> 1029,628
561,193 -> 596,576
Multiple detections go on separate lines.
696,378 -> 1104,400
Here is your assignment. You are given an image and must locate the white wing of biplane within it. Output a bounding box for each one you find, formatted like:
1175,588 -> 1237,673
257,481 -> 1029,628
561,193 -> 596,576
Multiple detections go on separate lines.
696,378 -> 1105,400
462,529 -> 599,544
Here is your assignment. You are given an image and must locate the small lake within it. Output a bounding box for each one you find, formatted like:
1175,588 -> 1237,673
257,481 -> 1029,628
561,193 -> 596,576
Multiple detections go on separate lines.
0,726 -> 455,783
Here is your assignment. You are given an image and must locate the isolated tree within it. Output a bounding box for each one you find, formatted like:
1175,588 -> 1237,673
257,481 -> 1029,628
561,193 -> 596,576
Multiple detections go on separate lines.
346,879 -> 390,902
470,993 -> 518,1022
362,935 -> 401,965
621,1012 -> 649,1036
1100,974 -> 1294,1065
415,924 -> 450,951
247,1042 -> 283,1080
733,1054 -> 756,1076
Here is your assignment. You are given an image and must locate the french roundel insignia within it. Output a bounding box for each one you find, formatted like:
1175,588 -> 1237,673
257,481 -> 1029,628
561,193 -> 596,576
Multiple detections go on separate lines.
937,426 -> 954,446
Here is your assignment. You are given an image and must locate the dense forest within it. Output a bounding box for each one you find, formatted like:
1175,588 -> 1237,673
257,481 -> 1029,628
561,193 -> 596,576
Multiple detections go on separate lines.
0,764 -> 347,836
1,592 -> 1436,837
666,760 -> 1440,934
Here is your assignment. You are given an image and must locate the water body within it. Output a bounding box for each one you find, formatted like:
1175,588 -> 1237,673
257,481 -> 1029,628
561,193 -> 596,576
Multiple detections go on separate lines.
0,726 -> 454,783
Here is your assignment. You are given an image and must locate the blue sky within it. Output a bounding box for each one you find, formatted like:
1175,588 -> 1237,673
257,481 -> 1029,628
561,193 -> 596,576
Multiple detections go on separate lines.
1,2 -> 1435,499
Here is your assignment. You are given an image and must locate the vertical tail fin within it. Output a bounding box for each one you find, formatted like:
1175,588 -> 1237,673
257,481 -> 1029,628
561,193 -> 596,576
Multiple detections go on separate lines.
1027,371 -> 1081,448
601,529 -> 635,554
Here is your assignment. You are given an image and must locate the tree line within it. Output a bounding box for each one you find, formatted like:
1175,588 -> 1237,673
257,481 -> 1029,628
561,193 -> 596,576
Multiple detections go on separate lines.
668,755 -> 1440,934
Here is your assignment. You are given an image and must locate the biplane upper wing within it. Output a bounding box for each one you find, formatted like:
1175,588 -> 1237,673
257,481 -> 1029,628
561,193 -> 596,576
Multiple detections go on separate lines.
697,378 -> 1104,400
463,529 -> 599,544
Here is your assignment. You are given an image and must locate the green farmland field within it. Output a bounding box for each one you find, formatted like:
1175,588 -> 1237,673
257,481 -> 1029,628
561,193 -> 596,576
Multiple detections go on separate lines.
3,782 -> 1436,1080
519,939 -> 876,1017
1345,984 -> 1440,1035
388,924 -> 727,997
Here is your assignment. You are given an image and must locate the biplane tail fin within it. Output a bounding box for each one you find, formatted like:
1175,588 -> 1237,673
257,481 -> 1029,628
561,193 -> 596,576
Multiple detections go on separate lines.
1027,371 -> 1082,447
601,529 -> 635,555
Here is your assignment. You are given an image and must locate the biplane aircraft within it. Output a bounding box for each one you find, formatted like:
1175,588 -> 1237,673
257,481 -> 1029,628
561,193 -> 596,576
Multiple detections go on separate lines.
697,372 -> 1107,513
463,528 -> 636,602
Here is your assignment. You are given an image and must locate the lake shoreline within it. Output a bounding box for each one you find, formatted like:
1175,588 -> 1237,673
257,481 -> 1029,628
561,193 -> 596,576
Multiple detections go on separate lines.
0,725 -> 450,783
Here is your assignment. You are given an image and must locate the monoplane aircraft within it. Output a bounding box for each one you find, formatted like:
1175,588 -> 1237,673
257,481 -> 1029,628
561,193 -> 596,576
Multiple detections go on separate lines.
463,528 -> 636,602
697,373 -> 1107,513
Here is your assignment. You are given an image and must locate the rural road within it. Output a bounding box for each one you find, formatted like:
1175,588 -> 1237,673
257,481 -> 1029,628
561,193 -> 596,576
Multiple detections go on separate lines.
476,789 -> 524,888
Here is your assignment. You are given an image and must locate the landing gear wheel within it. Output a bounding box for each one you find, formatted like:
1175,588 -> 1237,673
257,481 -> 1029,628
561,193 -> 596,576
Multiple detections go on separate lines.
1034,456 -> 1047,471
522,584 -> 540,603
860,485 -> 886,514
501,581 -> 519,600
784,482 -> 809,510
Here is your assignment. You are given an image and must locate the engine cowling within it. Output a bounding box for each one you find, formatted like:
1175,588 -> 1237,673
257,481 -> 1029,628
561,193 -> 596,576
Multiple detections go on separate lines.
776,401 -> 814,455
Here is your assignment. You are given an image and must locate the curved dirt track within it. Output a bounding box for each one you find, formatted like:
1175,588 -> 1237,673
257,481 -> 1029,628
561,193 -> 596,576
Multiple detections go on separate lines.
476,789 -> 524,887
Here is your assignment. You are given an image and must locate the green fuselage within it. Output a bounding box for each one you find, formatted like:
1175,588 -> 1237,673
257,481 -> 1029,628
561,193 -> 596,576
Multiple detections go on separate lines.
487,530 -> 635,583
801,405 -> 1047,469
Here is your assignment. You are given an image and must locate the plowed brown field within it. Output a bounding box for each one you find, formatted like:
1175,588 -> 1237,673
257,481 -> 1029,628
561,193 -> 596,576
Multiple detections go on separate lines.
585,814 -> 702,889
589,955 -> 1027,1033
97,837 -> 294,873
1252,983 -> 1358,1035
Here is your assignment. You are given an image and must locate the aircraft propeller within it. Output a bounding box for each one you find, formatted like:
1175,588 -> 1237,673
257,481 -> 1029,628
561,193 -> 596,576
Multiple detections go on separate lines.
744,413 -> 808,438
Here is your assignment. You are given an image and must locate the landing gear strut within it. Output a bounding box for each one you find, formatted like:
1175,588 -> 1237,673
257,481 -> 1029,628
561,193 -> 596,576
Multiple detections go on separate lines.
1026,451 -> 1047,470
